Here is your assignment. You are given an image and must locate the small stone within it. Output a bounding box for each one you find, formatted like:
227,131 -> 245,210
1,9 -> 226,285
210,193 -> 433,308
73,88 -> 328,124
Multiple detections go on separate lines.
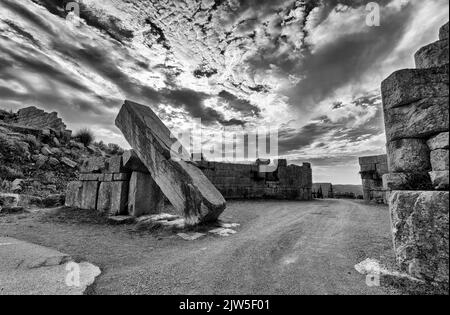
41,146 -> 53,156
53,137 -> 60,147
177,232 -> 206,241
48,157 -> 59,166
61,157 -> 77,168
11,179 -> 24,193
427,132 -> 449,151
429,171 -> 449,190
209,228 -> 237,237
430,149 -> 449,171
107,216 -> 135,225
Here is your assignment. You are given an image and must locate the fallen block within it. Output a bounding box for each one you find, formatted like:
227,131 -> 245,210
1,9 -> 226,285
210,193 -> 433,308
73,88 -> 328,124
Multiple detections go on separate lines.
128,172 -> 164,217
115,100 -> 226,225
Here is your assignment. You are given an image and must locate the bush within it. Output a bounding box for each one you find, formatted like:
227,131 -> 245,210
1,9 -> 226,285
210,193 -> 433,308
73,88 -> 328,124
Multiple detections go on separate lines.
75,128 -> 95,147
107,143 -> 124,155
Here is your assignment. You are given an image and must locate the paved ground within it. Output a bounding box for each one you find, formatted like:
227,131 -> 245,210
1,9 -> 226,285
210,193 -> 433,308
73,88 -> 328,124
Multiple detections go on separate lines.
0,199 -> 399,295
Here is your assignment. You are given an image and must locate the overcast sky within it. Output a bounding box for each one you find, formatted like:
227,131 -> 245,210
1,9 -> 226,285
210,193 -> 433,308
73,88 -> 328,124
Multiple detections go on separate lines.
0,0 -> 448,184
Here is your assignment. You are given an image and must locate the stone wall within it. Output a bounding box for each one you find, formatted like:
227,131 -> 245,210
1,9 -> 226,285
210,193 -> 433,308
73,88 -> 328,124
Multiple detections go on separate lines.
197,159 -> 313,200
359,155 -> 388,204
381,22 -> 449,286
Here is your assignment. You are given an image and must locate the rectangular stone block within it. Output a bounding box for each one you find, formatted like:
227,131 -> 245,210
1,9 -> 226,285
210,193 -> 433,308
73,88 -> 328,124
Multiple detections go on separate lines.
384,97 -> 449,141
387,138 -> 431,173
415,39 -> 449,69
65,181 -> 83,208
103,174 -> 114,182
80,157 -> 108,173
97,181 -> 129,216
427,132 -> 449,151
79,173 -> 104,181
429,171 -> 449,190
381,65 -> 449,109
430,149 -> 449,171
113,173 -> 131,181
382,172 -> 432,191
128,172 -> 164,217
80,181 -> 99,210
108,156 -> 123,173
389,190 -> 448,284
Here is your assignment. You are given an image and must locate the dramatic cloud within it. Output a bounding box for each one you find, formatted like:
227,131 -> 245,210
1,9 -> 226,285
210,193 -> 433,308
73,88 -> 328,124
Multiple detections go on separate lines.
0,0 -> 448,183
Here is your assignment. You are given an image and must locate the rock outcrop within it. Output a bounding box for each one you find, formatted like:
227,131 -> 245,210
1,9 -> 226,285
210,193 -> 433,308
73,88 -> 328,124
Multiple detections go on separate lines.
381,22 -> 449,287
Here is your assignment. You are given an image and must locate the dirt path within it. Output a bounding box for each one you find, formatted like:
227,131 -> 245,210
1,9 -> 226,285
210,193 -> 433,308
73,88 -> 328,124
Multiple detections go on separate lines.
0,199 -> 397,295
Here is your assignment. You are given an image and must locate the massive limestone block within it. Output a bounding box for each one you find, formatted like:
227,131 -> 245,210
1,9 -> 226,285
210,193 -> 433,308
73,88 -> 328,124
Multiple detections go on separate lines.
430,149 -> 449,171
415,40 -> 449,69
429,171 -> 449,190
387,138 -> 431,173
440,22 -> 449,40
427,132 -> 449,151
115,100 -> 226,224
97,181 -> 129,216
389,191 -> 449,283
381,65 -> 449,109
382,172 -> 432,191
128,172 -> 164,217
384,97 -> 449,141
80,181 -> 99,210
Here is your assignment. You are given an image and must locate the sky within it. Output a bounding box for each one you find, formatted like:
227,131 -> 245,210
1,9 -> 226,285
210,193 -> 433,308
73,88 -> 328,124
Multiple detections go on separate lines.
0,0 -> 448,184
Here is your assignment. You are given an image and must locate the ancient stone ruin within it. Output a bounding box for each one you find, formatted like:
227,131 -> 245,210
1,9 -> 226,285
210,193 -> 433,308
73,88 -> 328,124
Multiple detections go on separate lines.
312,183 -> 333,199
381,22 -> 449,286
359,155 -> 388,204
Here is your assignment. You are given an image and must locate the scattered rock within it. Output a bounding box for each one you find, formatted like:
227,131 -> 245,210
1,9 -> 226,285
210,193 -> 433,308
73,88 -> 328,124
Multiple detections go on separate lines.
11,179 -> 25,193
41,146 -> 53,156
209,228 -> 237,237
60,157 -> 77,168
177,232 -> 206,241
107,216 -> 135,225
427,132 -> 449,151
429,171 -> 449,190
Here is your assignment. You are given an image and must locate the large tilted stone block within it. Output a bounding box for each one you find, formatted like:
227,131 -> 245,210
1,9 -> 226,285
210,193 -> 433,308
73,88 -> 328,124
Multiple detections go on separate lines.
430,149 -> 449,171
429,171 -> 449,190
115,100 -> 226,225
384,97 -> 449,141
382,172 -> 433,191
389,191 -> 449,284
80,181 -> 100,210
65,181 -> 83,208
415,40 -> 449,69
427,132 -> 449,151
97,181 -> 129,216
122,150 -> 150,173
439,22 -> 449,40
387,138 -> 431,173
128,172 -> 164,217
381,65 -> 449,109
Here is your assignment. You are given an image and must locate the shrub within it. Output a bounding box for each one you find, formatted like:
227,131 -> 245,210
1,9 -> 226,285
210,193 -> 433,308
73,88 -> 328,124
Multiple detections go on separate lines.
107,143 -> 124,155
74,128 -> 95,147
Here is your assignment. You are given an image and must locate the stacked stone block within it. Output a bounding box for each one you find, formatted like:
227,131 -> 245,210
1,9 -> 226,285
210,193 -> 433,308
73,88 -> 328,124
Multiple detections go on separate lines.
381,22 -> 449,285
197,160 -> 312,200
359,155 -> 388,204
65,153 -> 164,217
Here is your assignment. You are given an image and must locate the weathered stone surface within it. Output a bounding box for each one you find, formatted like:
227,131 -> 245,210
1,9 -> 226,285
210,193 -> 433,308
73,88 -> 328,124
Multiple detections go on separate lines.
80,157 -> 108,173
107,215 -> 135,225
381,65 -> 449,109
80,181 -> 99,210
108,156 -> 123,173
97,181 -> 128,216
122,150 -> 149,173
431,150 -> 449,174
15,106 -> 67,133
429,171 -> 449,190
415,40 -> 449,69
427,132 -> 449,151
128,172 -> 164,217
103,174 -> 114,182
384,97 -> 449,141
65,181 -> 83,208
115,100 -> 226,224
113,173 -> 131,181
382,172 -> 433,191
389,191 -> 449,284
440,22 -> 449,40
387,138 -> 431,172
79,173 -> 104,181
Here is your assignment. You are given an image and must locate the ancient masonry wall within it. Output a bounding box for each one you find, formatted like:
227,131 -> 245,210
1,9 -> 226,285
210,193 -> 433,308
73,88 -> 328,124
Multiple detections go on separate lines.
381,22 -> 449,285
198,160 -> 313,201
66,154 -> 313,217
359,155 -> 388,204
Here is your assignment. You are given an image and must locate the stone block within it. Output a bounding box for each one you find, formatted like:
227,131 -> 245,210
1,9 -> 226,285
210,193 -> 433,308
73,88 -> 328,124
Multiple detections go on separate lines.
103,174 -> 114,182
389,191 -> 449,284
427,132 -> 449,151
381,65 -> 449,109
80,181 -> 99,210
122,150 -> 149,173
108,156 -> 123,173
430,149 -> 449,171
387,138 -> 431,172
415,39 -> 449,69
60,157 -> 77,168
97,181 -> 129,216
79,174 -> 104,181
115,100 -> 226,225
382,172 -> 432,191
80,157 -> 108,173
113,173 -> 131,181
65,181 -> 83,208
128,172 -> 164,217
439,22 -> 449,40
384,97 -> 449,141
429,171 -> 449,190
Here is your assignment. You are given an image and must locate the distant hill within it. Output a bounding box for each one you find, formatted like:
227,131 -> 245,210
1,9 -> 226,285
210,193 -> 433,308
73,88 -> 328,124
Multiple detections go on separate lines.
333,185 -> 363,196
